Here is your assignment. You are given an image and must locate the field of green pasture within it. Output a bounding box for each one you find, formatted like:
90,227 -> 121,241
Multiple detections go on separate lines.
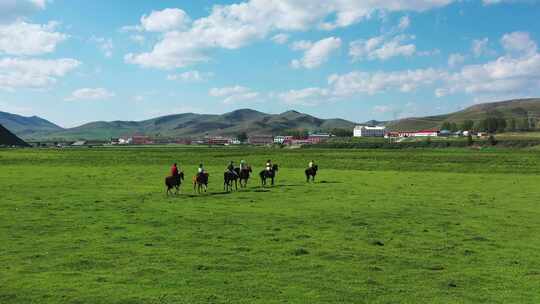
1,147 -> 540,303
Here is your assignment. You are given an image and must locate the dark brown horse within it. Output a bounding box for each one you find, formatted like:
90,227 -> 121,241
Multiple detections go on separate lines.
260,164 -> 278,186
165,172 -> 184,195
305,165 -> 318,183
193,173 -> 209,194
224,170 -> 238,192
235,166 -> 252,188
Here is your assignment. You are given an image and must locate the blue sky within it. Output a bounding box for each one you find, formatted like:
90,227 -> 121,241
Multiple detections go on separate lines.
0,0 -> 539,127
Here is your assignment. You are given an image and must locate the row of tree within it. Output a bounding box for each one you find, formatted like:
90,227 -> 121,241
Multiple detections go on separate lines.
441,117 -> 538,133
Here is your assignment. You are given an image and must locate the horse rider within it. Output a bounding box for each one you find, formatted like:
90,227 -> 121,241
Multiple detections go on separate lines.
227,161 -> 238,177
171,163 -> 180,178
240,159 -> 247,171
197,163 -> 205,177
308,160 -> 314,169
266,159 -> 273,172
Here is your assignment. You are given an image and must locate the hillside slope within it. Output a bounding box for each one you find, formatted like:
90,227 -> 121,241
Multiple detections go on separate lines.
35,109 -> 356,140
0,124 -> 30,147
388,98 -> 540,130
0,111 -> 63,137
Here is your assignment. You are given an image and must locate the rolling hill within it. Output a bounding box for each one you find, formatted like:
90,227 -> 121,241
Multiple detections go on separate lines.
21,109 -> 357,141
4,98 -> 540,141
387,98 -> 540,130
0,111 -> 63,138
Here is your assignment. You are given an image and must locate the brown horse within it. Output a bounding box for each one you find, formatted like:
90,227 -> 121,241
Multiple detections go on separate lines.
305,165 -> 318,183
260,164 -> 278,186
235,166 -> 252,188
193,172 -> 209,194
165,172 -> 184,195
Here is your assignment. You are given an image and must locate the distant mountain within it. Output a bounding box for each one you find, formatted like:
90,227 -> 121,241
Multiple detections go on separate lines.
0,111 -> 63,138
0,124 -> 30,147
23,109 -> 356,140
387,98 -> 540,130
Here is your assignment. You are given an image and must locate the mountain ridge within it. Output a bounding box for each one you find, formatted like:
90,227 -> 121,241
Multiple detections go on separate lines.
2,98 -> 540,140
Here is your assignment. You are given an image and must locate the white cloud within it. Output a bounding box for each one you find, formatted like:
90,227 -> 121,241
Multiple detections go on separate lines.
141,8 -> 191,32
167,70 -> 213,82
397,15 -> 410,30
271,33 -> 289,44
448,53 -> 466,67
501,31 -> 537,56
0,0 -> 49,23
279,87 -> 330,106
438,31 -> 540,98
209,85 -> 260,104
291,37 -> 341,69
65,88 -> 115,101
125,0 -> 455,69
350,34 -> 416,61
0,58 -> 80,90
472,38 -> 490,57
275,31 -> 540,105
329,68 -> 447,96
0,21 -> 68,56
91,37 -> 113,58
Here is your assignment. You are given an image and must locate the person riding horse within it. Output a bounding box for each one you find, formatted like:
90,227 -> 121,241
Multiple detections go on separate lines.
236,160 -> 252,188
194,163 -> 209,193
171,163 -> 180,178
266,159 -> 272,172
226,161 -> 238,177
305,160 -> 318,182
165,163 -> 184,195
224,161 -> 239,191
197,163 -> 205,176
260,161 -> 278,186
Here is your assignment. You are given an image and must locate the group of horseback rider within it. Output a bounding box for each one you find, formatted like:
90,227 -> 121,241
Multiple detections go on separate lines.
170,159 -> 315,178
170,160 -> 266,177
167,158 -> 317,194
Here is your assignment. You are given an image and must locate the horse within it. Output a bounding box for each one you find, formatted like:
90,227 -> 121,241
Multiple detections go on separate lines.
235,166 -> 252,188
305,165 -> 318,183
193,172 -> 209,194
260,164 -> 279,186
165,172 -> 184,195
224,170 -> 238,192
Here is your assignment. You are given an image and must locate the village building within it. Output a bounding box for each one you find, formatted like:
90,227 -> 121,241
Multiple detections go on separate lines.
353,126 -> 387,137
248,135 -> 274,145
274,135 -> 293,144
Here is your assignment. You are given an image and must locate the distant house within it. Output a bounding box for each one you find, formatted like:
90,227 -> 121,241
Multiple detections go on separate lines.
132,136 -> 153,145
205,136 -> 232,145
353,126 -> 386,137
439,130 -> 452,137
414,130 -> 439,137
248,135 -> 274,145
308,133 -> 332,143
274,135 -> 293,144
118,137 -> 132,145
71,141 -> 87,146
385,130 -> 438,138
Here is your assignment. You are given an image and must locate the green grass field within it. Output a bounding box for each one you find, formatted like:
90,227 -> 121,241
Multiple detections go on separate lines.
1,147 -> 540,303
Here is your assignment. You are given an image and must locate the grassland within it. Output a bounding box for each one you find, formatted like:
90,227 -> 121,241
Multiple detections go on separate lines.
1,147 -> 540,303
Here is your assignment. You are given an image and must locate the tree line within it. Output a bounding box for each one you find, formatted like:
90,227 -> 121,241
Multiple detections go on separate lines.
441,117 -> 538,133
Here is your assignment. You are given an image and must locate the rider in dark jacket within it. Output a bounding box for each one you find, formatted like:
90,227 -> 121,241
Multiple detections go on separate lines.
227,161 -> 238,177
